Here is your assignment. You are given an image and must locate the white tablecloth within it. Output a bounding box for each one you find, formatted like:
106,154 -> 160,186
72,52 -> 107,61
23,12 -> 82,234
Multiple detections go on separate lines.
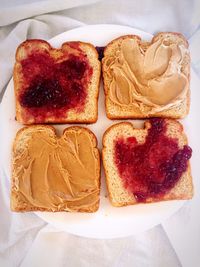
0,1 -> 200,266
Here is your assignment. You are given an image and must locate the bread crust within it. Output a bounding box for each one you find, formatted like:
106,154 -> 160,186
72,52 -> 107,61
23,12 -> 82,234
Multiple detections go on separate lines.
153,32 -> 189,47
102,32 -> 190,119
102,119 -> 193,207
14,39 -> 101,124
11,125 -> 101,212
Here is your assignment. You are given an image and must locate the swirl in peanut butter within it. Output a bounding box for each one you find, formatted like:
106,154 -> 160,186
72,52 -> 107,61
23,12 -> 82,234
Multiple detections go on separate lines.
12,128 -> 100,212
103,37 -> 189,114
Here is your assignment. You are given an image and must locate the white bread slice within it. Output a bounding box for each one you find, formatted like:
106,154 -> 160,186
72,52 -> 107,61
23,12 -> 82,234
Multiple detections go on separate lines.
102,32 -> 190,119
14,39 -> 101,124
11,125 -> 100,212
102,119 -> 193,207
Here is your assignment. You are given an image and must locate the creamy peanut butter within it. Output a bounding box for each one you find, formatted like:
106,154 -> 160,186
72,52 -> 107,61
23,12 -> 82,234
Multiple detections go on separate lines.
13,128 -> 100,211
103,37 -> 189,113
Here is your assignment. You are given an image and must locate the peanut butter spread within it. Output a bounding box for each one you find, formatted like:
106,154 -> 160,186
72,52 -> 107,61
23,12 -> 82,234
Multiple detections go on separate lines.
103,38 -> 189,113
13,128 -> 99,211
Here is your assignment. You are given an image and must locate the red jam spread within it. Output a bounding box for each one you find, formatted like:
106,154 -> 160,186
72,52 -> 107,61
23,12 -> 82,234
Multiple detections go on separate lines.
114,118 -> 192,202
19,46 -> 92,122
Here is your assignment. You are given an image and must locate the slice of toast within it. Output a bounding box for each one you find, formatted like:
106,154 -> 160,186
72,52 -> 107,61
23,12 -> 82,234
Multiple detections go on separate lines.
102,119 -> 193,207
11,126 -> 100,212
102,32 -> 190,119
14,39 -> 101,124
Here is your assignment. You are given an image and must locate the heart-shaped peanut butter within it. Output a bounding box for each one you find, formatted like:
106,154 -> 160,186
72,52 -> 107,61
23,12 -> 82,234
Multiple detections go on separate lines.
11,126 -> 100,212
103,34 -> 189,114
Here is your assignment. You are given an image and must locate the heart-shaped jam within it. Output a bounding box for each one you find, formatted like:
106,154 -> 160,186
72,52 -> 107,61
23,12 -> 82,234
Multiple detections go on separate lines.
114,118 -> 192,202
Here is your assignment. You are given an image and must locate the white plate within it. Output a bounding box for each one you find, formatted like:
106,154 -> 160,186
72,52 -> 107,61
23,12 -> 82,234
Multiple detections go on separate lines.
1,24 -> 196,239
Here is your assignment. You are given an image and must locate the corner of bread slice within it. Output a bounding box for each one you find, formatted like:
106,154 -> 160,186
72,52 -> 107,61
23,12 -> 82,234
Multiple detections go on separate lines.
102,119 -> 193,207
153,32 -> 189,47
15,39 -> 51,61
63,126 -> 98,146
103,35 -> 141,57
13,125 -> 56,149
